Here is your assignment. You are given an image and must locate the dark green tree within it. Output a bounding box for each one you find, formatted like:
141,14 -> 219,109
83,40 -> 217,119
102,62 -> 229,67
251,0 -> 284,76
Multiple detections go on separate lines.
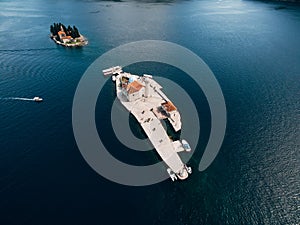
51,22 -> 83,41
61,24 -> 67,33
67,25 -> 72,36
50,25 -> 54,34
53,23 -> 60,35
73,26 -> 80,38
56,34 -> 61,42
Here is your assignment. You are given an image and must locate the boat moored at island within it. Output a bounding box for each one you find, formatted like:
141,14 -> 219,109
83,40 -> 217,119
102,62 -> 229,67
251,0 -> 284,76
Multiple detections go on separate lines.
103,66 -> 192,181
103,66 -> 123,76
181,139 -> 191,152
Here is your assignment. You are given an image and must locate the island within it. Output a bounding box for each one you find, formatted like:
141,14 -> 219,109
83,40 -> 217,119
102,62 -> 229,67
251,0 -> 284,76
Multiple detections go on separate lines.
50,23 -> 88,47
103,66 -> 192,181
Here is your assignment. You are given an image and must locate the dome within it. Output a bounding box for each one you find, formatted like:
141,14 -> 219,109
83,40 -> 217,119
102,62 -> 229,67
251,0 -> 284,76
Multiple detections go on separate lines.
128,77 -> 136,83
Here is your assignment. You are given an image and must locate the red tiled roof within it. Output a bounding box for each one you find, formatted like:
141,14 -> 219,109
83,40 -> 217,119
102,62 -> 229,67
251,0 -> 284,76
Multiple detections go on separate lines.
162,101 -> 177,112
126,80 -> 144,94
61,36 -> 72,39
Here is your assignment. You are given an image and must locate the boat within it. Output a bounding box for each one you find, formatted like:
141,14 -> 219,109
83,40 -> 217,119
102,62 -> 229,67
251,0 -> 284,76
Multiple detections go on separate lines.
185,165 -> 192,174
181,139 -> 191,152
176,167 -> 189,180
102,66 -> 122,76
103,66 -> 192,182
33,97 -> 43,102
167,168 -> 177,181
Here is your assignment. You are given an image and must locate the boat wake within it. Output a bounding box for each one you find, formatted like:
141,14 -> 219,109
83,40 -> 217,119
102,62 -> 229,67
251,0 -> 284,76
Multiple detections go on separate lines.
1,97 -> 35,101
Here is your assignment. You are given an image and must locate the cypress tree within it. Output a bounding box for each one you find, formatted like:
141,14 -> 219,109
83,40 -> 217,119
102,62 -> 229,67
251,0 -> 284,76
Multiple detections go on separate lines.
54,23 -> 59,35
56,34 -> 61,42
67,25 -> 72,36
51,22 -> 84,42
61,24 -> 67,33
73,26 -> 80,38
50,25 -> 54,34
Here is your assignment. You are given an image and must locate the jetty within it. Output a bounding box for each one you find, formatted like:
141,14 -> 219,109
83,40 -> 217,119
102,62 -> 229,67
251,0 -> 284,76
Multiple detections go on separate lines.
103,66 -> 192,181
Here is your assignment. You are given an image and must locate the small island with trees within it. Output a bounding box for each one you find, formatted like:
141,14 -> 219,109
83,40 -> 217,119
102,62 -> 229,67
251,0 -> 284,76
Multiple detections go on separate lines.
50,23 -> 88,47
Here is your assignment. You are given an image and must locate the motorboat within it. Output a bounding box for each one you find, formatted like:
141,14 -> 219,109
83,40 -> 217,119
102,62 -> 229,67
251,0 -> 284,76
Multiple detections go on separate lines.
176,167 -> 189,180
33,97 -> 43,102
181,139 -> 191,152
167,168 -> 177,181
185,165 -> 192,174
102,66 -> 122,76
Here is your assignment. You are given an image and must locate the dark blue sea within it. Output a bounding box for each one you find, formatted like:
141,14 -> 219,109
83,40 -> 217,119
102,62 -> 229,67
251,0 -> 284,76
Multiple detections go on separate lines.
0,0 -> 299,224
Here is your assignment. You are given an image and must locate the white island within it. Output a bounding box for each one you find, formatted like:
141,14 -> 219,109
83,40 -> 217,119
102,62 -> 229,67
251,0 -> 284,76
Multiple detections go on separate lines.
103,66 -> 192,181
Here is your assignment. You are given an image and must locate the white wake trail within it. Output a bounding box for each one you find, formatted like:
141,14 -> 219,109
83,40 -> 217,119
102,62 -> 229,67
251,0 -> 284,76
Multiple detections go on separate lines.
1,97 -> 35,101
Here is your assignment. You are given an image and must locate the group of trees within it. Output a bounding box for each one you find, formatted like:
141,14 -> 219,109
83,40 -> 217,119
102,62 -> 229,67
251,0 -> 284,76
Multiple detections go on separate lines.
50,23 -> 81,41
